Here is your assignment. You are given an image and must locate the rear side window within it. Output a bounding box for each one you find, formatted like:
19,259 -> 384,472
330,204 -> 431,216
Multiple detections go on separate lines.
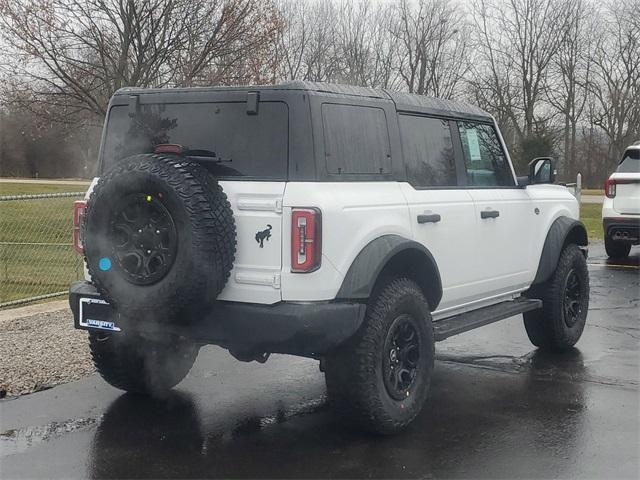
617,149 -> 640,173
399,115 -> 456,187
457,122 -> 514,187
322,104 -> 391,175
101,102 -> 289,179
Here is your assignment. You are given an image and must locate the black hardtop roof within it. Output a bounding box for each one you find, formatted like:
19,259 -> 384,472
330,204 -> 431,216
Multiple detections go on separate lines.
114,81 -> 492,121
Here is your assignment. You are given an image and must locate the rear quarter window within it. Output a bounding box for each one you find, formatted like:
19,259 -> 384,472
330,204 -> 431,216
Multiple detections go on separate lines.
322,104 -> 391,175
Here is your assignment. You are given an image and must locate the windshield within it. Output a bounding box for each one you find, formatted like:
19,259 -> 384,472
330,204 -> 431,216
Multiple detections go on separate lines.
100,101 -> 289,179
617,149 -> 640,173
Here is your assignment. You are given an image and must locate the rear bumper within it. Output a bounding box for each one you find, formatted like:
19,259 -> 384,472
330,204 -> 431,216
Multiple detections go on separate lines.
603,217 -> 640,243
69,281 -> 365,357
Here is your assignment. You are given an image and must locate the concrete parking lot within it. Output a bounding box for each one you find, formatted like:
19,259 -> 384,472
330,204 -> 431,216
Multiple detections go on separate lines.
1,242 -> 638,479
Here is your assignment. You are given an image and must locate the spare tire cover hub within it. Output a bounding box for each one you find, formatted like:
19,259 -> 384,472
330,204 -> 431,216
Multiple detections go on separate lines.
110,193 -> 177,285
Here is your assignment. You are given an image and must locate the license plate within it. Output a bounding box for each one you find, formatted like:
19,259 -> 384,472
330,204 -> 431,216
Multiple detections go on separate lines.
79,297 -> 120,332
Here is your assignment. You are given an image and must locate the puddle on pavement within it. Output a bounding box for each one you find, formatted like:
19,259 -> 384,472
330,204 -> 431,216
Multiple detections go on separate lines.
1,416 -> 99,455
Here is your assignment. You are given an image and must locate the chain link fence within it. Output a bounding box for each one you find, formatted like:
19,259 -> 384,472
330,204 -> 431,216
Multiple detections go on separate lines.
0,192 -> 85,308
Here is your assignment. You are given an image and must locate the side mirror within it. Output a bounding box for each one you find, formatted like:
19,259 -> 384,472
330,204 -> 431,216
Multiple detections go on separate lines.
528,157 -> 556,184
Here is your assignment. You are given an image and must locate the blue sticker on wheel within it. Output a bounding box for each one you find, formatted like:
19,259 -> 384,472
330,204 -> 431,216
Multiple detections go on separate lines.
99,257 -> 112,271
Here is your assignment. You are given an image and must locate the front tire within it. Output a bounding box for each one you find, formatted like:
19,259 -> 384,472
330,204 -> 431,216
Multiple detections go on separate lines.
324,277 -> 434,435
524,244 -> 589,352
605,236 -> 631,259
89,332 -> 199,395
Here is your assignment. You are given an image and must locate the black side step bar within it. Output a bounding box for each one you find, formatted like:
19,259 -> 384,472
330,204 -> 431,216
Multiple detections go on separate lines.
434,298 -> 542,341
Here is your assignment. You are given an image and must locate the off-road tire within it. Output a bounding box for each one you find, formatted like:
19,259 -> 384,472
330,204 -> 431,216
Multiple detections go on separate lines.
84,154 -> 235,316
324,277 -> 434,435
89,331 -> 198,395
604,236 -> 631,259
524,244 -> 589,352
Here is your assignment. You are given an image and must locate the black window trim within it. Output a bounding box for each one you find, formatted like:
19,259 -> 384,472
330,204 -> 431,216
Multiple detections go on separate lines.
396,113 -> 521,190
455,119 -> 519,189
397,112 -> 461,189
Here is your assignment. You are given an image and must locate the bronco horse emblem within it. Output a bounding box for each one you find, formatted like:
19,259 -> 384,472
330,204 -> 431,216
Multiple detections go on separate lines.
255,224 -> 272,248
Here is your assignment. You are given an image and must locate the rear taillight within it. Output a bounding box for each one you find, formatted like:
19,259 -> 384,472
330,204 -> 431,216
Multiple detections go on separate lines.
291,208 -> 322,273
605,178 -> 616,198
73,200 -> 87,254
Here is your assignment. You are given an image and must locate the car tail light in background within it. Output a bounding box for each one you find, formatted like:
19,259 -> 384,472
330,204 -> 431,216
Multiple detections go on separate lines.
291,208 -> 322,272
605,178 -> 616,198
73,200 -> 87,254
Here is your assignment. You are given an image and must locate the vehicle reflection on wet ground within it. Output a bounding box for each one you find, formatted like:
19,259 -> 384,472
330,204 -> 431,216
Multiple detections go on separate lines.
1,243 -> 638,479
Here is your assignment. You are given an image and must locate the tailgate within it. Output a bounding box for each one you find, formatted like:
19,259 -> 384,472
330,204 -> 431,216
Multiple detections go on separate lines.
612,174 -> 640,214
216,181 -> 285,304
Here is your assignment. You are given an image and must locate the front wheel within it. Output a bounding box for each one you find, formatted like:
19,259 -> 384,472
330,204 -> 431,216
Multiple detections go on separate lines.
324,277 -> 434,435
524,244 -> 589,352
605,236 -> 631,259
89,332 -> 199,395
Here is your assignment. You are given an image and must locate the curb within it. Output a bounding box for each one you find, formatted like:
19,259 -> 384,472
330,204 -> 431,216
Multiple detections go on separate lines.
0,300 -> 69,322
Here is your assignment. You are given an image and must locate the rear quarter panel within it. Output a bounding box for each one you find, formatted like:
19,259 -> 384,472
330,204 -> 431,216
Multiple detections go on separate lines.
281,182 -> 411,301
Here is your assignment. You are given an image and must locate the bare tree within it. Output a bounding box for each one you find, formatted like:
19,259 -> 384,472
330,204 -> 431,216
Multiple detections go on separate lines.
275,0 -> 399,88
334,1 -> 399,89
0,0 -> 282,118
273,0 -> 311,81
392,0 -> 469,98
469,0 -> 573,144
1,0 -> 638,187
588,0 -> 640,171
274,0 -> 344,83
546,0 -> 593,178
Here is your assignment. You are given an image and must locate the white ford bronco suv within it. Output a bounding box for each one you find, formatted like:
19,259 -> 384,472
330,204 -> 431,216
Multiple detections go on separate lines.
70,82 -> 589,434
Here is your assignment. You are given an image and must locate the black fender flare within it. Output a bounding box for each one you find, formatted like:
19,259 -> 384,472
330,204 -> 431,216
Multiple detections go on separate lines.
336,234 -> 443,310
533,216 -> 588,285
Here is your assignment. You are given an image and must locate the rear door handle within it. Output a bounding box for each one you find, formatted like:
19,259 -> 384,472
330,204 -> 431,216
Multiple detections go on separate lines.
417,213 -> 441,224
480,210 -> 500,219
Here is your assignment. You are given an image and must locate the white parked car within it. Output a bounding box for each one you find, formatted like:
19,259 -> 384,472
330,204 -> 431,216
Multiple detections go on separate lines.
602,143 -> 640,258
69,82 -> 590,434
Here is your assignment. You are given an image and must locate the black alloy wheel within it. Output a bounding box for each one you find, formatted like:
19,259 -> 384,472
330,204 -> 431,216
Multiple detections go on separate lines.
110,193 -> 177,285
562,269 -> 583,328
383,315 -> 422,400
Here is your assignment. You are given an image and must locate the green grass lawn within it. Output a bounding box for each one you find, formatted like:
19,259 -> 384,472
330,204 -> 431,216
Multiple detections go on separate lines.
0,183 -> 86,307
580,202 -> 603,241
581,189 -> 604,196
0,182 -> 89,196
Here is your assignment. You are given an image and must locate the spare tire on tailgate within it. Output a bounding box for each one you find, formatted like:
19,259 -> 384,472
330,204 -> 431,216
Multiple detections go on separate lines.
84,154 -> 236,317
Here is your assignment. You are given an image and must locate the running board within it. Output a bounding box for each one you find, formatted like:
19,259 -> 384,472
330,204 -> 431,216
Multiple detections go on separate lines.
434,298 -> 542,341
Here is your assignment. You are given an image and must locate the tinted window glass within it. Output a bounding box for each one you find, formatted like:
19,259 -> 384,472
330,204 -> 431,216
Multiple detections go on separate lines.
399,115 -> 456,187
101,102 -> 288,179
322,104 -> 391,175
617,149 -> 640,173
458,122 -> 513,186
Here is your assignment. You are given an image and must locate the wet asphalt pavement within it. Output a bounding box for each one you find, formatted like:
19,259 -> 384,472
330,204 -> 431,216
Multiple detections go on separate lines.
1,242 -> 638,479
